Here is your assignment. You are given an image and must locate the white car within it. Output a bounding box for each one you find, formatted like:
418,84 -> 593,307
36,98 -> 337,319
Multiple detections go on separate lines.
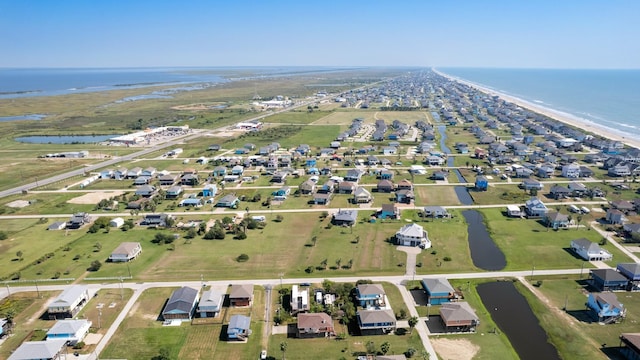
260,350 -> 267,359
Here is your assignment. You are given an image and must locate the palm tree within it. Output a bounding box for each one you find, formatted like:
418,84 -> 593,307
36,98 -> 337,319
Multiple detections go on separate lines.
408,316 -> 419,334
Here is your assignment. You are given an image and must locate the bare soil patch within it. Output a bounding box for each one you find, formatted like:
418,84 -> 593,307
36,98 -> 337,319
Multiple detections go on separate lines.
6,200 -> 30,208
67,191 -> 124,204
431,338 -> 479,360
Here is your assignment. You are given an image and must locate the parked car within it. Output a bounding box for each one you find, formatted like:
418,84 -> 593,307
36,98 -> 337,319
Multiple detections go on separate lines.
260,350 -> 267,359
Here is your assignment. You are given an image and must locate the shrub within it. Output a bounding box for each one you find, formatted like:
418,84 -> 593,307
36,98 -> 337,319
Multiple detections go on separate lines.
87,260 -> 102,272
443,256 -> 452,262
73,342 -> 85,349
0,231 -> 7,240
237,253 -> 250,262
305,266 -> 314,274
235,232 -> 247,240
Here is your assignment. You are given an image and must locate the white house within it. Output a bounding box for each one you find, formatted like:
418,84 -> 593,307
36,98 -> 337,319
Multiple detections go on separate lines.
47,285 -> 90,319
109,217 -> 125,228
561,164 -> 581,178
571,238 -> 612,261
290,285 -> 309,315
109,242 -> 142,262
524,197 -> 549,217
46,319 -> 92,345
8,339 -> 68,360
395,223 -> 430,248
506,205 -> 522,217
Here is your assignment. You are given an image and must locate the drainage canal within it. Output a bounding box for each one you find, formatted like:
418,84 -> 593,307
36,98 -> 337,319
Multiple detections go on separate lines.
462,210 -> 506,271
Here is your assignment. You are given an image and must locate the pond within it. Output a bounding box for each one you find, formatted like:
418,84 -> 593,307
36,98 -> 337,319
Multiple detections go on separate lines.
477,281 -> 561,360
0,114 -> 47,122
462,210 -> 506,271
15,134 -> 121,144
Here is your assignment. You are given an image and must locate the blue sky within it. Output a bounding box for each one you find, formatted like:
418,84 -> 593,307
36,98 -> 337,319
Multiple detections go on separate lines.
1,0 -> 638,68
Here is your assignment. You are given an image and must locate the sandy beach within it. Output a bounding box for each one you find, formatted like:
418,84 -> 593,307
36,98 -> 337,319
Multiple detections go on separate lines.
434,69 -> 640,150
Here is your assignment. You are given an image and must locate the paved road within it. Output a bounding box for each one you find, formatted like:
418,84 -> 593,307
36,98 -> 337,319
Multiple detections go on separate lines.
589,220 -> 640,263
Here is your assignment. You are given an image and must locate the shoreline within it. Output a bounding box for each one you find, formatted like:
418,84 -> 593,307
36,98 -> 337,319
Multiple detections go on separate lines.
433,68 -> 640,151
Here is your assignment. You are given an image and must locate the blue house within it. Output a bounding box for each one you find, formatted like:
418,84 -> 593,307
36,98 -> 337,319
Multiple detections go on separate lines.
46,319 -> 92,346
586,292 -> 626,323
227,315 -> 252,340
590,269 -> 629,292
272,186 -> 291,200
421,278 -> 456,305
211,166 -> 227,177
306,159 -> 317,167
307,167 -> 320,175
356,284 -> 386,308
378,204 -> 399,219
617,263 -> 640,290
216,194 -> 239,208
475,176 -> 488,191
202,184 -> 217,197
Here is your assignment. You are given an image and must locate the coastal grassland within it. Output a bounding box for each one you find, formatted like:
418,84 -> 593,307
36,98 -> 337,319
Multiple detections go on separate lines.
443,127 -> 481,148
311,110 -> 377,125
414,210 -> 478,274
101,286 -> 265,360
479,208 -> 632,270
382,282 -> 408,314
0,191 -> 95,215
262,109 -> 333,124
450,155 -> 490,168
468,184 -> 529,205
221,124 -> 342,150
0,291 -> 58,359
0,157 -> 94,191
515,278 -> 612,360
407,278 -> 519,360
268,331 -> 425,360
413,185 -> 462,206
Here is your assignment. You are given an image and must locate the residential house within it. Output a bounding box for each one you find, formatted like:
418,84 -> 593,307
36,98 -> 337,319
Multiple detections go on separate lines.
344,169 -> 364,182
475,176 -> 488,191
158,174 -> 178,186
230,284 -> 253,307
571,238 -> 613,261
537,164 -> 555,178
140,213 -> 173,227
135,185 -> 156,197
126,167 -> 142,179
299,179 -> 316,195
133,176 -> 150,185
396,189 -> 414,204
356,309 -> 396,335
524,197 -> 549,217
197,289 -> 224,318
421,278 -> 455,305
519,179 -> 543,191
561,163 -> 581,178
590,269 -> 629,292
439,302 -> 480,332
607,209 -> 628,225
290,285 -> 309,315
618,263 -> 640,290
227,315 -> 251,341
609,164 -> 631,177
580,166 -> 594,178
586,292 -> 626,323
67,212 -> 91,229
114,167 -> 128,180
549,185 -> 571,200
376,180 -> 395,193
271,171 -> 287,183
47,221 -> 67,231
432,171 -> 449,181
624,223 -> 640,242
331,209 -> 357,226
379,169 -> 394,180
568,182 -> 588,197
395,223 -> 430,248
216,194 -> 239,208
109,242 -> 142,262
338,181 -> 357,194
396,179 -> 413,191
231,165 -> 244,176
313,193 -> 331,205
7,340 -> 68,360
180,173 -> 199,186
202,184 -> 217,197
353,187 -> 373,204
297,312 -> 334,338
378,204 -> 399,219
46,319 -> 92,345
545,212 -> 570,230
162,287 -> 199,320
47,285 -> 89,319
356,284 -> 386,308
211,166 -> 227,177
423,206 -> 450,218
141,167 -> 157,177
164,185 -> 182,199
272,186 -> 291,201
612,200 -> 636,213
506,205 -> 522,217
619,333 -> 640,360
515,167 -> 534,178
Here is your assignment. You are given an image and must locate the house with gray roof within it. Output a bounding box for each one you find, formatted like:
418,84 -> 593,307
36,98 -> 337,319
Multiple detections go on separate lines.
421,278 -> 456,305
8,339 -> 68,360
227,315 -> 251,341
162,286 -> 199,320
197,289 -> 224,318
395,223 -> 430,248
331,209 -> 358,227
46,319 -> 92,345
570,238 -> 612,261
47,285 -> 89,319
109,242 -> 142,262
439,302 -> 480,332
230,284 -> 253,307
357,309 -> 396,335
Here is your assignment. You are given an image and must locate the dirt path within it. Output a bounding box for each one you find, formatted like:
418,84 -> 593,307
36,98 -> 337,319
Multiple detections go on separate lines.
431,338 -> 479,360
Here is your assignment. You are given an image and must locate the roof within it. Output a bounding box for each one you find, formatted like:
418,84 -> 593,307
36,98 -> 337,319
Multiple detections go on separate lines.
422,278 -> 454,294
620,333 -> 640,352
111,242 -> 140,256
218,194 -> 238,203
440,302 -> 479,323
229,314 -> 251,330
163,287 -> 198,315
230,284 -> 253,299
572,238 -> 600,252
381,203 -> 397,213
354,187 -> 371,197
377,356 -> 408,360
591,269 -> 628,282
546,212 -> 568,222
357,309 -> 395,323
50,285 -> 88,308
8,339 -> 67,360
46,319 -> 91,336
396,223 -> 425,238
593,292 -> 624,311
333,209 -> 358,222
199,289 -> 224,308
357,283 -> 385,296
618,263 -> 640,276
297,312 -> 332,329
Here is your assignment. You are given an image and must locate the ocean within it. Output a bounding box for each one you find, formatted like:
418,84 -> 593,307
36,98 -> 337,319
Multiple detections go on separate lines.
437,68 -> 640,139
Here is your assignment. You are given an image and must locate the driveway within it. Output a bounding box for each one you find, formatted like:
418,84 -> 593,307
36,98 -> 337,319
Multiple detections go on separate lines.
397,246 -> 422,276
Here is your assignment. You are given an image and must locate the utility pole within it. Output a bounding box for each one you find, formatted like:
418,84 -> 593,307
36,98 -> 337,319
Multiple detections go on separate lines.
5,282 -> 10,297
98,309 -> 102,329
119,277 -> 124,300
34,279 -> 40,298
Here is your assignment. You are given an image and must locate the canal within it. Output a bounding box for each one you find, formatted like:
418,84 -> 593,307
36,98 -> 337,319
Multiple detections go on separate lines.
461,210 -> 506,271
438,125 -> 473,205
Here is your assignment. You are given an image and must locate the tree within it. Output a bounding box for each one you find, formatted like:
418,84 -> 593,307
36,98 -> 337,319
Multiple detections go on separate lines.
87,260 -> 102,272
576,215 -> 583,230
320,258 -> 328,270
237,253 -> 250,262
408,316 -> 419,334
280,341 -> 288,360
335,258 -> 342,269
16,250 -> 23,261
151,348 -> 171,360
186,228 -> 197,239
529,188 -> 538,197
93,242 -> 102,252
311,236 -> 317,247
275,214 -> 284,222
381,341 -> 391,355
0,231 -> 7,240
347,259 -> 353,269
